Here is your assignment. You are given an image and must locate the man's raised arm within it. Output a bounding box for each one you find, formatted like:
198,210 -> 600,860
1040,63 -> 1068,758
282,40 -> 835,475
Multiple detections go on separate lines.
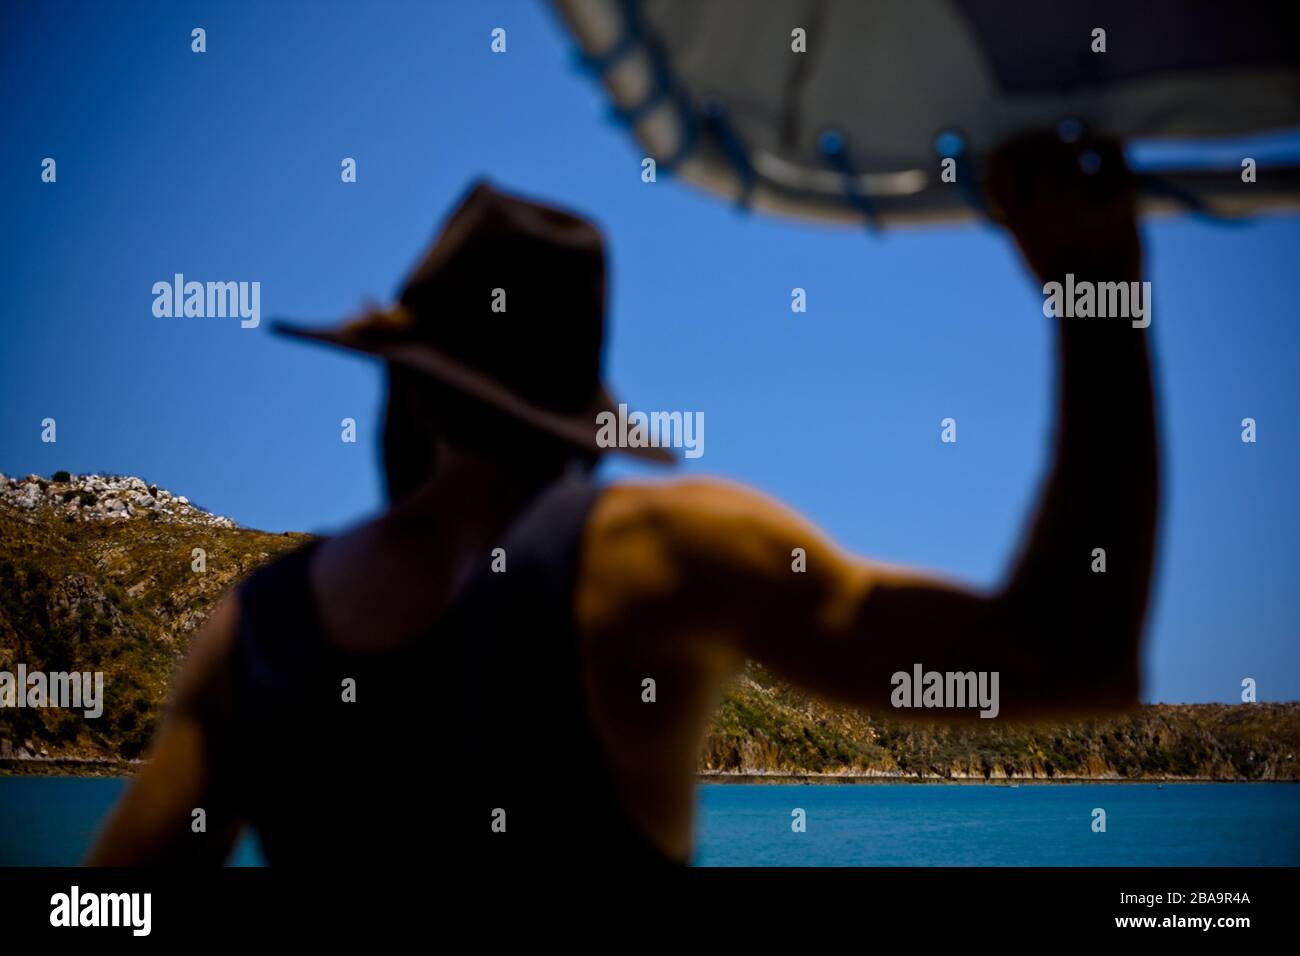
582,131 -> 1159,721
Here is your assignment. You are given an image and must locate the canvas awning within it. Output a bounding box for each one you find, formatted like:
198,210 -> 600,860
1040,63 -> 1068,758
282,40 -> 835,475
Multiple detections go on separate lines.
553,0 -> 1300,226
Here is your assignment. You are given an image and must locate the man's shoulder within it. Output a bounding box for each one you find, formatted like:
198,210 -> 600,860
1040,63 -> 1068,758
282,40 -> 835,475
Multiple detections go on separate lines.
587,476 -> 810,557
579,477 -> 802,612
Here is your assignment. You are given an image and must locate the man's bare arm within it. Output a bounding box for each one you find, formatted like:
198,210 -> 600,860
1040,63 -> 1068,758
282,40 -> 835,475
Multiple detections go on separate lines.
85,597 -> 242,865
581,133 -> 1158,721
985,132 -> 1158,712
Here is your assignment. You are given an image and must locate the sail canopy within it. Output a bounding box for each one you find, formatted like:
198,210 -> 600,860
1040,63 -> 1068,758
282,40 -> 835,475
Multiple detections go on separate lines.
553,0 -> 1300,226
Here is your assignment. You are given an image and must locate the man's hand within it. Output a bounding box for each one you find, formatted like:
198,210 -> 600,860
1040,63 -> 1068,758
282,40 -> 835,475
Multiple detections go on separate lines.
984,129 -> 1141,283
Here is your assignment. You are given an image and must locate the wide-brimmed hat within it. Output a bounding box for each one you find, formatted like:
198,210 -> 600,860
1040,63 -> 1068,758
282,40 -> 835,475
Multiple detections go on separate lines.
272,180 -> 674,464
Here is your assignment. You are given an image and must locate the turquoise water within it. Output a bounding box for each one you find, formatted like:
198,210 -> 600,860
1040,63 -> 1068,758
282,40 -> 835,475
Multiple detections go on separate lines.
1,778 -> 1297,866
0,777 -> 264,866
694,783 -> 1300,866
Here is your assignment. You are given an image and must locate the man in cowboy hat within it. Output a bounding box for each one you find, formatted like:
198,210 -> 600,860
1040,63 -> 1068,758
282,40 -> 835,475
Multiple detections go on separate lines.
90,130 -> 1158,867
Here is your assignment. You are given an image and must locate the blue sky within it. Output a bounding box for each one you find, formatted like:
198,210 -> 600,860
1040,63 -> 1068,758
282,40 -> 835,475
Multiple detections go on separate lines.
2,1 -> 1297,703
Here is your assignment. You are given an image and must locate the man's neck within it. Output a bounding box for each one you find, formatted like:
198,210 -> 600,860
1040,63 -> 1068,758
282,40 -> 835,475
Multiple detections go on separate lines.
386,441 -> 538,544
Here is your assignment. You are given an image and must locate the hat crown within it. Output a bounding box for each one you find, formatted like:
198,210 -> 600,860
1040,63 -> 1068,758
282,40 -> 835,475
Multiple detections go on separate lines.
393,182 -> 607,413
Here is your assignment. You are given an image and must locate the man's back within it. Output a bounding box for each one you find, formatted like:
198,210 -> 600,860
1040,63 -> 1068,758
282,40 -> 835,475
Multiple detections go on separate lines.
222,472 -> 678,867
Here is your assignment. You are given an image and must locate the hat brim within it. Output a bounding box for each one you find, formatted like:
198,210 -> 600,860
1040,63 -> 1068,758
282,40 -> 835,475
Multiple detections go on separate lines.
271,320 -> 677,466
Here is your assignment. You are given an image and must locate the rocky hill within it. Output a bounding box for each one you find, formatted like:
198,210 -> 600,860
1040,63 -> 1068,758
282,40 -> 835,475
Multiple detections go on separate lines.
706,665 -> 1300,781
0,472 -> 308,761
2,471 -> 237,529
2,471 -> 1298,780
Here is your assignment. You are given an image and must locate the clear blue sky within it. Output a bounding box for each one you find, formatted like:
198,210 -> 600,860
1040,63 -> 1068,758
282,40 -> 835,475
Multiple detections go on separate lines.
2,1 -> 1297,703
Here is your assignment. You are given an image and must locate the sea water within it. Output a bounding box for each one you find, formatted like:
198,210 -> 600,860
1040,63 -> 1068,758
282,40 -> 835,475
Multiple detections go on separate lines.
1,778 -> 1296,866
693,782 -> 1300,866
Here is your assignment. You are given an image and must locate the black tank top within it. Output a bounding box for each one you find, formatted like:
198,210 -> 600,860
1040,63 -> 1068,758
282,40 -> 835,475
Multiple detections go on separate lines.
219,473 -> 678,868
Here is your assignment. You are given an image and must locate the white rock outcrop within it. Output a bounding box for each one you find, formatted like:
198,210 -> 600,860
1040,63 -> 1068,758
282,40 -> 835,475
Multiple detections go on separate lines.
0,472 -> 237,529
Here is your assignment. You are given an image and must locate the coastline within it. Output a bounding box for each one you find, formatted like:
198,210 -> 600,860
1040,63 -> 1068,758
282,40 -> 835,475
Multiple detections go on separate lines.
2,759 -> 1295,783
695,771 -> 1295,785
0,758 -> 143,777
